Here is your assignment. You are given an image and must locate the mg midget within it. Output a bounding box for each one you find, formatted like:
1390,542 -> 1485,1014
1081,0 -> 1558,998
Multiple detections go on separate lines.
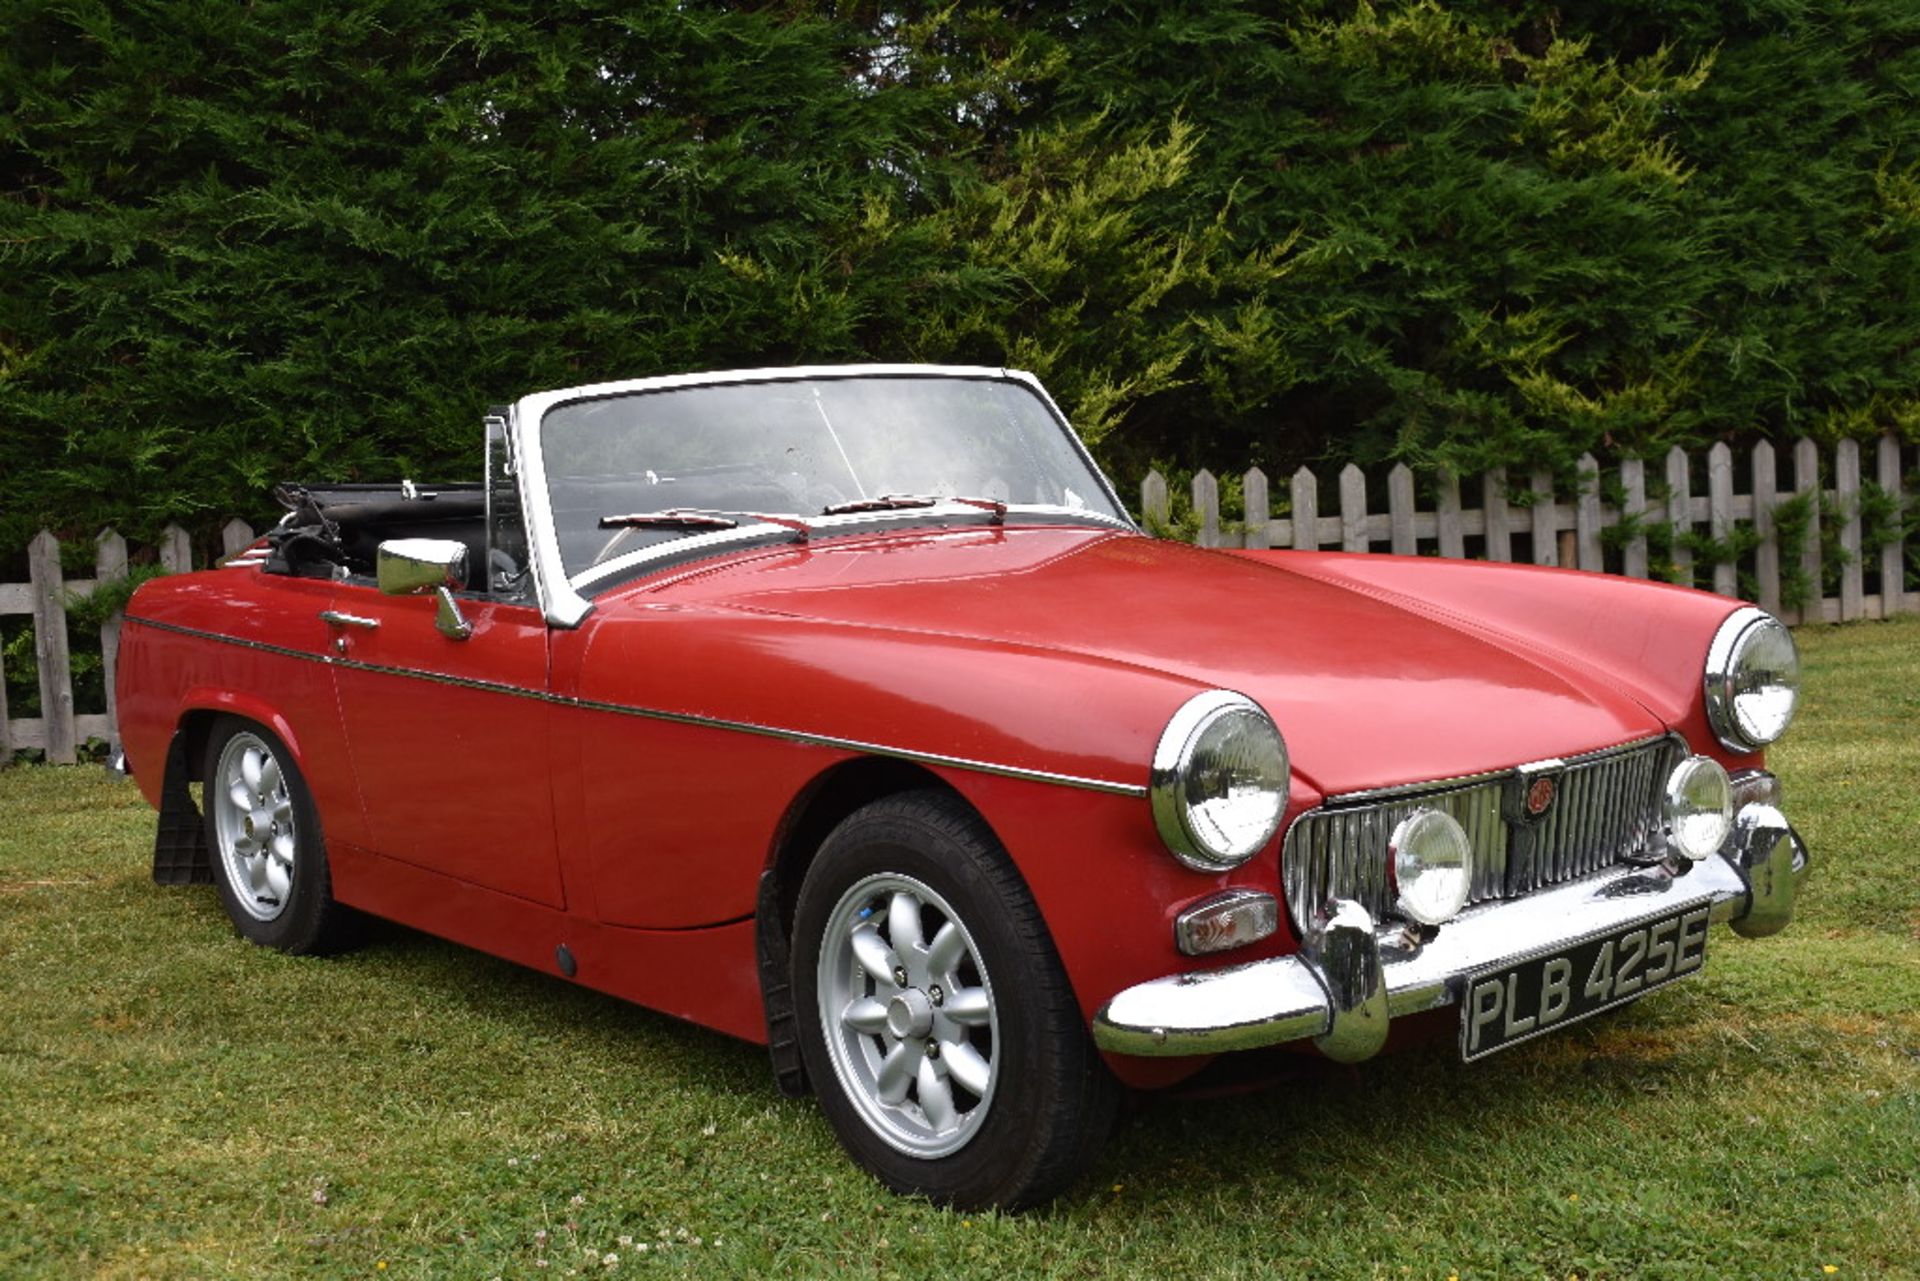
115,365 -> 1808,1208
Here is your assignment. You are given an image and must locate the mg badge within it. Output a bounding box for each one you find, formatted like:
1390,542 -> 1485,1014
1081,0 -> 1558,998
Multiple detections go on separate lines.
1525,775 -> 1556,817
1502,759 -> 1566,830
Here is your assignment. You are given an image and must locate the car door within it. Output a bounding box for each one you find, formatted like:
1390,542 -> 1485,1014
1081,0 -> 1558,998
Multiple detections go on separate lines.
323,574 -> 565,908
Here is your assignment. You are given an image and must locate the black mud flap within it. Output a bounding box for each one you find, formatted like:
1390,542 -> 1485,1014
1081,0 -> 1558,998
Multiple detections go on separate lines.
152,732 -> 212,885
757,870 -> 810,1098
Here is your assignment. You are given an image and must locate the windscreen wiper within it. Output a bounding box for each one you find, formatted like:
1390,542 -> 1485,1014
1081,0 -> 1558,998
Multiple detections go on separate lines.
597,508 -> 811,552
821,494 -> 1007,524
598,510 -> 740,530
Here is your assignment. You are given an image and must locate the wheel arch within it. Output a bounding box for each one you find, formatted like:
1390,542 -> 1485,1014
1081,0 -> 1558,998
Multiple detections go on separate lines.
151,700 -> 308,886
756,756 -> 985,1097
174,690 -> 311,765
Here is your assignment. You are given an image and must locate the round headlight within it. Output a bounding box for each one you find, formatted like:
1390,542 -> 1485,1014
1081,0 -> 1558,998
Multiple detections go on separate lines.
1705,608 -> 1800,752
1151,691 -> 1289,871
1391,809 -> 1473,926
1664,755 -> 1733,860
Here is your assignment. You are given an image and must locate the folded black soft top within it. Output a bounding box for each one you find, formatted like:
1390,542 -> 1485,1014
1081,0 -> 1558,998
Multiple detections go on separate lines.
264,482 -> 484,579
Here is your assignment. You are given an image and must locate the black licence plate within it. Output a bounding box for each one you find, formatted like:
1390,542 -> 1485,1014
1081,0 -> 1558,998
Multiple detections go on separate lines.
1459,899 -> 1712,1062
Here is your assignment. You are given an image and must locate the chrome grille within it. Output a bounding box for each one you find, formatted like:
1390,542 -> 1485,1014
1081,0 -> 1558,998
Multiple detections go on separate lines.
1282,737 -> 1683,930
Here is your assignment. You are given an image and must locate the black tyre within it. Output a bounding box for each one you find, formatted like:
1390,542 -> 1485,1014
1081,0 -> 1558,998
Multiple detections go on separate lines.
202,716 -> 356,954
792,790 -> 1117,1209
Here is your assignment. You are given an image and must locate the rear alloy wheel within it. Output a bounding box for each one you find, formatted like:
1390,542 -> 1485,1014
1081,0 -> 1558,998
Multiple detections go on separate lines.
202,717 -> 355,954
792,791 -> 1116,1209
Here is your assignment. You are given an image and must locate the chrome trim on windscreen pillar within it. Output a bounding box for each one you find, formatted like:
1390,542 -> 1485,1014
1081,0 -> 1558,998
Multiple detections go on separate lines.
507,397 -> 595,628
1001,368 -> 1138,530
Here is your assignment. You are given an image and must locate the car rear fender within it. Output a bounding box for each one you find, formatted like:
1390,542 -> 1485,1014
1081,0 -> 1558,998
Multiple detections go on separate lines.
147,694 -> 311,886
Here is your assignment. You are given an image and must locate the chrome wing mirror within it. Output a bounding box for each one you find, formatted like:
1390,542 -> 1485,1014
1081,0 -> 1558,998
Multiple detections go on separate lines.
376,538 -> 473,640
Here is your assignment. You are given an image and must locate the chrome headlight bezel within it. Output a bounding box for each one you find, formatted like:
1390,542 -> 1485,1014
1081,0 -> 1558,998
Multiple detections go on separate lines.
1151,691 -> 1290,872
1705,607 -> 1800,753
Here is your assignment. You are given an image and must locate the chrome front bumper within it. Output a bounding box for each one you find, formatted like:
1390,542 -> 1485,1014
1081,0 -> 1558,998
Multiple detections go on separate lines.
1093,804 -> 1809,1060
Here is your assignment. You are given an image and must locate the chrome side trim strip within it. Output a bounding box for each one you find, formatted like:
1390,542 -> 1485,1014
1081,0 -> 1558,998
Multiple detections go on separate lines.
567,692 -> 1147,796
128,617 -> 319,664
124,615 -> 1147,798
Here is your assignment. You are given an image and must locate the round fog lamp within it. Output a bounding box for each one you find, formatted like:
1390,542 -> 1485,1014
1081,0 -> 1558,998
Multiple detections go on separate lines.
1391,808 -> 1472,926
1664,755 -> 1733,860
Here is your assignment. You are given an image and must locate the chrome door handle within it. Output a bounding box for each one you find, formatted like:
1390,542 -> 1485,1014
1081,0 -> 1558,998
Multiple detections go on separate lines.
318,610 -> 380,630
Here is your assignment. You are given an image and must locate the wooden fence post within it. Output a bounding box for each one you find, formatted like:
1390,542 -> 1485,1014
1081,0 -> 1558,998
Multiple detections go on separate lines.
0,599 -> 9,757
1387,464 -> 1416,555
1193,471 -> 1221,548
28,530 -> 77,764
1339,464 -> 1368,552
221,518 -> 256,556
1141,471 -> 1169,532
1666,446 -> 1694,587
1575,455 -> 1603,571
1837,438 -> 1863,621
1793,439 -> 1822,622
1708,442 -> 1736,597
159,524 -> 193,574
1436,469 -> 1464,559
1620,458 -> 1648,580
1752,441 -> 1781,616
1482,468 -> 1511,562
1243,468 -> 1270,550
1530,469 -> 1557,566
96,528 -> 128,754
1291,467 -> 1318,550
1878,434 -> 1906,618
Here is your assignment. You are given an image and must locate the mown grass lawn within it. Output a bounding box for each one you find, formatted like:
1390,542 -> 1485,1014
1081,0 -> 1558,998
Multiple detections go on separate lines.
3,617 -> 1917,1280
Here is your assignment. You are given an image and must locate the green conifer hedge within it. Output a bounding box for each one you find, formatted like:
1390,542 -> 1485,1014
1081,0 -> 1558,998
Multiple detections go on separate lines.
3,1 -> 1915,550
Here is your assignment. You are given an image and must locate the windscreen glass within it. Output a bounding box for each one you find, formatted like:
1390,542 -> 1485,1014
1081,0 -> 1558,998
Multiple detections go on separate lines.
540,375 -> 1123,577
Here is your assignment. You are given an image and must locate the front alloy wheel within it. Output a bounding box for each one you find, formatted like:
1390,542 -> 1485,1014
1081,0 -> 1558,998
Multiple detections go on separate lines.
792,790 -> 1117,1209
816,873 -> 1000,1158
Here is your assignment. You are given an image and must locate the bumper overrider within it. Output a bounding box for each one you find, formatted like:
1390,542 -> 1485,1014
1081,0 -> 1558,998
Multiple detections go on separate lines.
1093,802 -> 1809,1061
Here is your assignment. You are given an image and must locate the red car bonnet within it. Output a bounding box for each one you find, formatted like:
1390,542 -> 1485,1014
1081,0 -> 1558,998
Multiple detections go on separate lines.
625,525 -> 1666,797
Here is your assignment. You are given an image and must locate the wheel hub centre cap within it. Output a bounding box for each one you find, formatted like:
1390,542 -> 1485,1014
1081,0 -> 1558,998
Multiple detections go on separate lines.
886,988 -> 934,1040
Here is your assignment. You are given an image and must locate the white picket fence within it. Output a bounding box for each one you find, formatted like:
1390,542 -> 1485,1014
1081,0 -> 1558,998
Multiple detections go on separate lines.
1144,435 -> 1915,627
3,434 -> 1914,762
1,519 -> 258,764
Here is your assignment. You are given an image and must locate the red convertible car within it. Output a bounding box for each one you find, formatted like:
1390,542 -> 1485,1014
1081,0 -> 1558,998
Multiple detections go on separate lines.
117,365 -> 1808,1208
